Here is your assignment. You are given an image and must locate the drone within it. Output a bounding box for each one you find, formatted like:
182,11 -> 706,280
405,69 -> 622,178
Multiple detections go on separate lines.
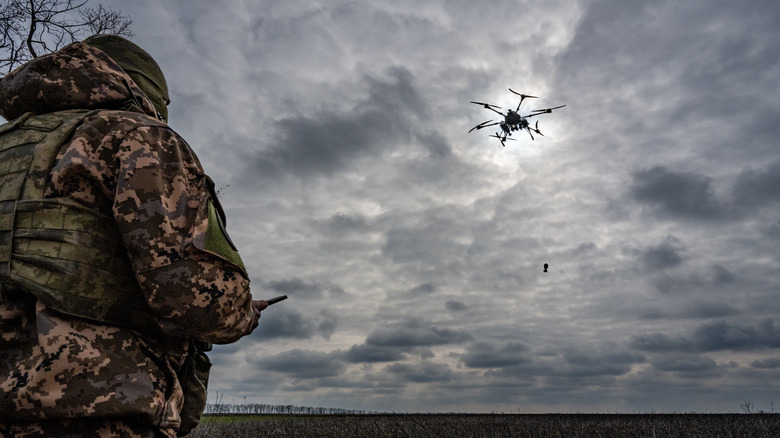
469,89 -> 565,146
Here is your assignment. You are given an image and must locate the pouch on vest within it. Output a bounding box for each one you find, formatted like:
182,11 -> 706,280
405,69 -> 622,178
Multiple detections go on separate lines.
177,339 -> 212,436
200,175 -> 247,277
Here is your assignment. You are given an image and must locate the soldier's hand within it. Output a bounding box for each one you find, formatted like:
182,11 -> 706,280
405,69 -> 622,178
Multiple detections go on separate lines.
248,300 -> 268,333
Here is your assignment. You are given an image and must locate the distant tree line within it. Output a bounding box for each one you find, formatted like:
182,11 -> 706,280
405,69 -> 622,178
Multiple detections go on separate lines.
204,403 -> 378,415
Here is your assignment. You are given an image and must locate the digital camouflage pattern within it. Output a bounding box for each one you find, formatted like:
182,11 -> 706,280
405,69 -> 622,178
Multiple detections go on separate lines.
0,42 -> 255,437
0,109 -> 166,332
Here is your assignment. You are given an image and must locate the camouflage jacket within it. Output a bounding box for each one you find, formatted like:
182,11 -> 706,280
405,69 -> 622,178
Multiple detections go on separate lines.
0,43 -> 254,435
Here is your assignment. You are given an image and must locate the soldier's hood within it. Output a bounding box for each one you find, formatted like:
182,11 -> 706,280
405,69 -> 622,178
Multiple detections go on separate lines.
0,42 -> 158,121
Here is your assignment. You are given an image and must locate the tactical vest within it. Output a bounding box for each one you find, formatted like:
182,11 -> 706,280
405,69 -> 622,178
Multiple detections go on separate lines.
0,109 -> 159,331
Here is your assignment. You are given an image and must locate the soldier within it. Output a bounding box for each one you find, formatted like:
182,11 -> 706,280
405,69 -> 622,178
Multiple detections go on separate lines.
0,35 -> 267,437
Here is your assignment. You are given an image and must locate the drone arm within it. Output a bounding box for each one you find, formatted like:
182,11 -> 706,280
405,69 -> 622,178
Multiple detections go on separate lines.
527,104 -> 566,117
509,89 -> 538,111
470,101 -> 505,116
469,120 -> 499,132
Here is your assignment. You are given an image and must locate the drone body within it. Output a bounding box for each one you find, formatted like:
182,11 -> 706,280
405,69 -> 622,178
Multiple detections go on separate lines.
469,89 -> 565,146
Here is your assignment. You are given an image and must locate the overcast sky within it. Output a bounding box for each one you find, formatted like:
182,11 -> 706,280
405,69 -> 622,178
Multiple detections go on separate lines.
101,0 -> 780,413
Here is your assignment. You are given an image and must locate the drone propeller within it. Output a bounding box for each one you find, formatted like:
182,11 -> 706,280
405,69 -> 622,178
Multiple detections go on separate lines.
534,120 -> 544,136
489,133 -> 506,147
469,120 -> 500,133
523,120 -> 549,140
508,89 -> 538,100
470,101 -> 501,109
527,104 -> 566,116
470,101 -> 505,115
508,89 -> 538,111
490,133 -> 516,147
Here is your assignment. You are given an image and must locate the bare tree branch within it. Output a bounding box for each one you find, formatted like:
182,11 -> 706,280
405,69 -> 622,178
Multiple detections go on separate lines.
0,0 -> 133,74
80,4 -> 132,36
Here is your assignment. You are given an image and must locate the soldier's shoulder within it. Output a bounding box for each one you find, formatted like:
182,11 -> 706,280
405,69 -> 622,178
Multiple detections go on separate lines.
74,109 -> 189,149
84,109 -> 171,132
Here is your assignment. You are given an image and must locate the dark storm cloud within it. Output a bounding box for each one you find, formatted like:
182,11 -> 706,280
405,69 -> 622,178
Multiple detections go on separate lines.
630,167 -> 724,220
253,349 -> 347,379
664,4 -> 780,147
647,263 -> 742,296
381,218 -> 468,265
414,131 -> 453,159
445,300 -> 467,312
366,319 -> 473,348
555,0 -> 780,132
629,162 -> 780,221
461,341 -> 530,369
750,358 -> 780,369
344,344 -> 406,363
680,301 -> 740,319
639,236 -> 686,271
731,160 -> 780,210
460,342 -> 645,380
408,282 -> 436,296
711,265 -> 736,286
631,318 -> 780,353
768,219 -> 780,237
651,275 -> 682,295
629,333 -> 690,352
325,212 -> 368,235
252,67 -> 423,179
639,300 -> 740,320
254,308 -> 338,340
268,278 -> 322,296
254,309 -> 314,339
267,277 -> 344,299
563,348 -> 645,369
385,361 -> 455,383
692,319 -> 780,351
557,362 -> 633,378
557,345 -> 646,378
650,354 -> 721,375
317,309 -> 338,340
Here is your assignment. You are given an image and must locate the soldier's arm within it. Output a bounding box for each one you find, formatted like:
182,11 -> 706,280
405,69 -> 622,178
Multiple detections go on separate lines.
113,124 -> 256,343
